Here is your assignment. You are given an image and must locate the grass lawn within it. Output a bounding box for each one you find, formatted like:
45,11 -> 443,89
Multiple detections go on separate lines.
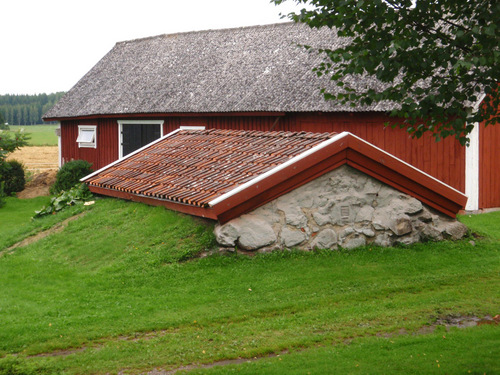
0,197 -> 86,250
0,198 -> 498,374
8,125 -> 58,146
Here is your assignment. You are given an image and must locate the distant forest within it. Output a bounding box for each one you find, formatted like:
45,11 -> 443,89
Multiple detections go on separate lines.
0,92 -> 65,125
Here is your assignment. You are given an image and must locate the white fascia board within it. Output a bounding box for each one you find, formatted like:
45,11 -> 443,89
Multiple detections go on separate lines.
80,128 -> 181,182
208,130 -> 467,207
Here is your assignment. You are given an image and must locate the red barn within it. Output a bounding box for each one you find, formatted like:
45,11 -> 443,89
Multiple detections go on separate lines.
43,22 -> 499,211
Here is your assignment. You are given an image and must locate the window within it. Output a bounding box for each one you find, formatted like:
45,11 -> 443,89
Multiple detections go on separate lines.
77,125 -> 97,148
118,120 -> 164,158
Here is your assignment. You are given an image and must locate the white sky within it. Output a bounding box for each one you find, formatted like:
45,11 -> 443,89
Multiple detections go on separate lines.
1,0 -> 306,95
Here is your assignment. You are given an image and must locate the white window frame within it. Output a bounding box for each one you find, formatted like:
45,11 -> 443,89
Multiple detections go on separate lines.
118,120 -> 164,159
77,125 -> 97,148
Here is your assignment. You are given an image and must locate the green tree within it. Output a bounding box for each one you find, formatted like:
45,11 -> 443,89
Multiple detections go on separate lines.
274,0 -> 499,144
0,130 -> 30,161
0,92 -> 65,125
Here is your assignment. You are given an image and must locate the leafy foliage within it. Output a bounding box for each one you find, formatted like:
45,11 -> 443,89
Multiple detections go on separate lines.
0,111 -> 6,129
275,0 -> 499,144
34,183 -> 93,218
50,160 -> 93,195
0,160 -> 25,195
0,183 -> 5,209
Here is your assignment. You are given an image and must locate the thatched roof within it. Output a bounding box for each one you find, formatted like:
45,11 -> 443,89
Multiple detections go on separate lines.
44,22 -> 394,120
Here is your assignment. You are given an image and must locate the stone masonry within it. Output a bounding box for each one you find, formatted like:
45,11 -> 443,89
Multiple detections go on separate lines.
214,165 -> 468,252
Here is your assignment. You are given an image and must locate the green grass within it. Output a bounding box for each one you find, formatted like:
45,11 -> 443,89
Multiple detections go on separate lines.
459,210 -> 500,239
0,196 -> 88,250
189,325 -> 499,375
0,198 -> 498,374
8,125 -> 58,146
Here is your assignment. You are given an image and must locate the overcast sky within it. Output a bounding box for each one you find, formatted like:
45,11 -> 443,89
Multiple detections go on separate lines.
1,0 -> 307,95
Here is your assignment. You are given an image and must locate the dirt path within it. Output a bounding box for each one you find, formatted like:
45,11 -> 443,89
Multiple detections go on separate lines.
14,314 -> 498,373
7,146 -> 58,172
1,213 -> 86,257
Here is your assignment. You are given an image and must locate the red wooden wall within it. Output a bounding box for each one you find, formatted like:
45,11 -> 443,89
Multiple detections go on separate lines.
60,118 -> 119,170
479,121 -> 500,208
61,112 -> 466,195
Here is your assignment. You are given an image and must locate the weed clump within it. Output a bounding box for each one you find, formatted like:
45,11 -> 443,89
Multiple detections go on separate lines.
35,183 -> 93,218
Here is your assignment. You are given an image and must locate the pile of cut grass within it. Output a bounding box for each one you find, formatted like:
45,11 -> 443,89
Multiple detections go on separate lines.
0,197 -> 498,374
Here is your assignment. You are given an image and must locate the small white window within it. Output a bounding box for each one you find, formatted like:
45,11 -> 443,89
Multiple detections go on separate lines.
77,125 -> 97,148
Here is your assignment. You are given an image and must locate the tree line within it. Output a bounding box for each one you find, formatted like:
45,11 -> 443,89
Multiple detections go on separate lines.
0,92 -> 65,125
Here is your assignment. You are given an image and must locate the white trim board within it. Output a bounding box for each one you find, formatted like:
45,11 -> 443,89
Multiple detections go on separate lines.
465,122 -> 480,211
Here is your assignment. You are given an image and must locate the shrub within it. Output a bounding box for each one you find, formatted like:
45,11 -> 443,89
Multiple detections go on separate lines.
0,160 -> 25,195
50,160 -> 93,194
0,182 -> 5,208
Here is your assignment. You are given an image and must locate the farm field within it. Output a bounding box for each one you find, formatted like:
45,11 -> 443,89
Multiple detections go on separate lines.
0,197 -> 498,374
5,125 -> 59,172
7,146 -> 58,172
8,124 -> 58,146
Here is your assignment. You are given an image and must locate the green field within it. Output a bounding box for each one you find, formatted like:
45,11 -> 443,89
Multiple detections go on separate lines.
0,197 -> 498,374
8,124 -> 58,146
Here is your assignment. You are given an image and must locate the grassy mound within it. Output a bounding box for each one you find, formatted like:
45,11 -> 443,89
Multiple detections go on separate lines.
0,198 -> 498,374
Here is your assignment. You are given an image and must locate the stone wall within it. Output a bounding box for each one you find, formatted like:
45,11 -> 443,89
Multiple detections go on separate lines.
214,165 -> 467,252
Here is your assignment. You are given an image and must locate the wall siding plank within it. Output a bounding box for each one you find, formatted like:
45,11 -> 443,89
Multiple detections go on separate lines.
479,122 -> 500,208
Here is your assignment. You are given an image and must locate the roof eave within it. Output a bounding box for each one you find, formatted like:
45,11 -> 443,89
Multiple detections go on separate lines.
43,111 -> 288,123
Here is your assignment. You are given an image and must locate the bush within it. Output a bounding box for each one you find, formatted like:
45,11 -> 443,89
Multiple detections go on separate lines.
0,160 -> 26,195
50,160 -> 93,195
0,182 -> 5,208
